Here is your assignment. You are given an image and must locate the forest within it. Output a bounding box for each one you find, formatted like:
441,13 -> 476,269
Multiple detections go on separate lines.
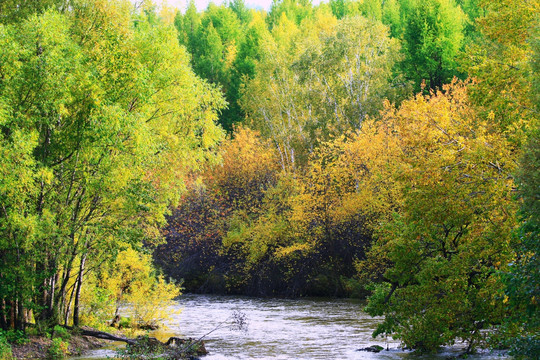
0,0 -> 538,358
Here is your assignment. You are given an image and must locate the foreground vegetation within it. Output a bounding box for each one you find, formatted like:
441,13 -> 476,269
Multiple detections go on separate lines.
0,0 -> 538,358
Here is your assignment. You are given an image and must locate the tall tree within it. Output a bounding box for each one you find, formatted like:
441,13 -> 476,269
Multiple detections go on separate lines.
0,0 -> 224,330
505,128 -> 540,358
243,14 -> 404,170
401,0 -> 465,91
460,0 -> 539,130
267,0 -> 314,29
364,81 -> 517,352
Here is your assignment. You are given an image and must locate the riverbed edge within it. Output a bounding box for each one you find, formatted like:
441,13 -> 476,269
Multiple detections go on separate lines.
11,334 -> 109,359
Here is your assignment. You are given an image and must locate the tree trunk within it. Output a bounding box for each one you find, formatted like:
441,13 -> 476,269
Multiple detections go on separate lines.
64,284 -> 76,326
48,272 -> 57,324
73,254 -> 86,327
16,297 -> 24,331
57,244 -> 78,321
63,326 -> 137,345
0,299 -> 7,330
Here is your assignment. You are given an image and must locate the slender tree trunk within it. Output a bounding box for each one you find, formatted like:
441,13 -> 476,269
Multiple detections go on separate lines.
14,246 -> 25,331
24,308 -> 32,325
0,299 -> 7,330
36,261 -> 50,324
9,300 -> 15,329
64,285 -> 75,326
16,297 -> 24,331
57,243 -> 78,319
73,254 -> 86,327
48,272 -> 57,323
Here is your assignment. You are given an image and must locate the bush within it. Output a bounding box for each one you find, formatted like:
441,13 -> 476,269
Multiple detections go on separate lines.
118,317 -> 132,329
52,326 -> 70,340
4,330 -> 28,345
115,335 -> 164,359
0,334 -> 13,360
48,338 -> 69,360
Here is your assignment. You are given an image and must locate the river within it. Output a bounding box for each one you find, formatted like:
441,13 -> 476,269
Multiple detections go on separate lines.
72,294 -> 510,359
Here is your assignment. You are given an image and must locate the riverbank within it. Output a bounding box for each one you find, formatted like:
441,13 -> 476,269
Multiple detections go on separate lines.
11,334 -> 108,359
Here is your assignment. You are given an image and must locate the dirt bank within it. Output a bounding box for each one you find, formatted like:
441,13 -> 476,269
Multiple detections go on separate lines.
11,335 -> 108,359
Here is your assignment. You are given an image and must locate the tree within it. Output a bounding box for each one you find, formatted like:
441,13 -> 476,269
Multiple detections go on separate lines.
267,0 -> 314,29
242,14 -> 404,170
504,128 -> 540,358
227,11 -> 270,131
459,0 -> 539,130
0,0 -> 224,330
174,0 -> 201,49
400,0 -> 465,91
155,127 -> 283,295
364,81 -> 517,352
381,0 -> 402,37
179,3 -> 248,131
229,0 -> 252,24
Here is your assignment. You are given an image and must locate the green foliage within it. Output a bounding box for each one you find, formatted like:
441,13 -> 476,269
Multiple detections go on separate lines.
400,0 -> 466,91
2,330 -> 28,345
0,0 -> 224,332
52,326 -> 70,341
176,2 -> 246,131
47,338 -> 69,360
0,333 -> 13,360
505,127 -> 540,358
362,81 -> 517,352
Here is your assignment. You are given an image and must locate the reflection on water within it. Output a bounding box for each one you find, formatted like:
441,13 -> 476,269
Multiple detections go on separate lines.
71,294 -> 510,360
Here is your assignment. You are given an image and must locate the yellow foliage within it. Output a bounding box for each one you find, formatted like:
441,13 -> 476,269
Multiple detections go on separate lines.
274,243 -> 311,258
361,79 -> 519,350
210,126 -> 280,209
82,245 -> 180,330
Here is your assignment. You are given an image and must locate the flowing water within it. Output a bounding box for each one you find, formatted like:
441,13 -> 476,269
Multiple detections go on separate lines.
72,294 -> 510,360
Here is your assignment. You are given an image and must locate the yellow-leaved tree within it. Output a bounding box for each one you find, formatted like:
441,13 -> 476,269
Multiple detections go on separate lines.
362,80 -> 518,352
80,245 -> 180,331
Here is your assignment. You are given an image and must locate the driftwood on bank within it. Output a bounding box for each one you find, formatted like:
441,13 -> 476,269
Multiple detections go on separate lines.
62,325 -> 208,356
64,325 -> 137,345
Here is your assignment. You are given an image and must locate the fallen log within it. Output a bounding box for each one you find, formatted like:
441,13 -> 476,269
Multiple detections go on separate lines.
64,325 -> 137,345
62,325 -> 207,356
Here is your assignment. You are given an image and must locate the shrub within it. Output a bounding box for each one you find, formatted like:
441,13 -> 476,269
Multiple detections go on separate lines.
4,330 -> 28,345
118,317 -> 132,329
52,326 -> 70,340
0,334 -> 13,360
48,338 -> 69,360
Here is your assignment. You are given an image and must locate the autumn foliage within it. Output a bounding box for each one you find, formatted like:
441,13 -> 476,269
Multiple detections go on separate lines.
1,0 -> 538,357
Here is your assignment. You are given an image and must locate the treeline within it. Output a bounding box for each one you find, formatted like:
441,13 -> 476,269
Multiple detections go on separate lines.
154,0 -> 539,355
0,0 -> 224,335
0,0 -> 538,357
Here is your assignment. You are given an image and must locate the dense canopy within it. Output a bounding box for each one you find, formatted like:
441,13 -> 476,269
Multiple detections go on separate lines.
0,0 -> 538,358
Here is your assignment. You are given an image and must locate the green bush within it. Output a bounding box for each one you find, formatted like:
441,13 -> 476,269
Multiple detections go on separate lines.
52,326 -> 70,340
4,330 -> 28,345
48,338 -> 69,360
118,317 -> 132,329
115,335 -> 164,359
0,334 -> 14,360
